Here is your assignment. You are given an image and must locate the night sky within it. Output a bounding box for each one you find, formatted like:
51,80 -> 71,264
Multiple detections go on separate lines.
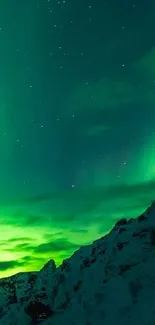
0,0 -> 155,277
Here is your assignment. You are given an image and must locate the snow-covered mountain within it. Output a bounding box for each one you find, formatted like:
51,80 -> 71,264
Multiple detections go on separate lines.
1,201 -> 155,325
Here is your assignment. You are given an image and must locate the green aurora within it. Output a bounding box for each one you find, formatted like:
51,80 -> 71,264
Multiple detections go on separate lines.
0,0 -> 155,277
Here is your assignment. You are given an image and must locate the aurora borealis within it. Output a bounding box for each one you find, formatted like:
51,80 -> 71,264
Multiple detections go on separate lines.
0,0 -> 155,278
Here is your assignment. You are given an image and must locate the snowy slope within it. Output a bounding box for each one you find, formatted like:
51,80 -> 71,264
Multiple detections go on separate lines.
1,201 -> 155,325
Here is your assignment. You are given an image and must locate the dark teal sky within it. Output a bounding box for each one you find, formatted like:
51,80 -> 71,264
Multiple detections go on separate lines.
0,0 -> 155,277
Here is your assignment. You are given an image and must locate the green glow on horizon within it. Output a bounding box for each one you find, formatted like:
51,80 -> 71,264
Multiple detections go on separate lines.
0,177 -> 155,278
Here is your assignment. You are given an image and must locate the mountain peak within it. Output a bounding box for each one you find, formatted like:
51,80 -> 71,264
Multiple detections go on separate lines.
40,259 -> 56,273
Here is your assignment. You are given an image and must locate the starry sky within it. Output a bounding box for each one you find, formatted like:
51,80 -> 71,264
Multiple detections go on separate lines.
0,0 -> 155,277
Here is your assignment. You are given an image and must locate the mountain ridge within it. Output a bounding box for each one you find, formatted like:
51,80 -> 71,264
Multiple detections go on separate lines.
0,201 -> 155,324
